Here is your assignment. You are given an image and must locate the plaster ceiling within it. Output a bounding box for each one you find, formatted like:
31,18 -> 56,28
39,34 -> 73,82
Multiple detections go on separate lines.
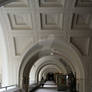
0,1 -> 91,90
0,0 -> 92,59
0,0 -> 92,80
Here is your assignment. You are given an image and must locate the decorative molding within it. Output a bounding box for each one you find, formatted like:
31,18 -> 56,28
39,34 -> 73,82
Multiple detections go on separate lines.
39,0 -> 65,7
4,0 -> 29,7
8,13 -> 33,30
71,37 -> 90,56
75,0 -> 92,7
71,14 -> 92,30
40,13 -> 63,30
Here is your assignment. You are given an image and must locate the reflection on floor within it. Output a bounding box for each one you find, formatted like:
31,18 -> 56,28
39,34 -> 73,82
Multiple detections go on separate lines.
44,81 -> 57,88
34,81 -> 69,92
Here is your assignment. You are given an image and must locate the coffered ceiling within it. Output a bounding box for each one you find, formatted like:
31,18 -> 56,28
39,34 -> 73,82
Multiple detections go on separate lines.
0,0 -> 92,58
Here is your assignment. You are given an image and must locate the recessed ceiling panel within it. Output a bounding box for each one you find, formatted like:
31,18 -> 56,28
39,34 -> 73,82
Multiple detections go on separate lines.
76,0 -> 92,7
8,13 -> 33,31
13,37 -> 34,56
71,37 -> 90,55
40,13 -> 63,30
39,0 -> 65,7
4,0 -> 29,7
71,14 -> 92,30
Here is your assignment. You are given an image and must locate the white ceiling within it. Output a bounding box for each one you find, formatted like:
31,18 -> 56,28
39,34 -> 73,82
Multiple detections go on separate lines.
0,0 -> 91,57
0,0 -> 92,85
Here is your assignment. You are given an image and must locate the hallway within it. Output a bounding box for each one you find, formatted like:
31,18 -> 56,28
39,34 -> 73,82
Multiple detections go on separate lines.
34,81 -> 69,92
0,0 -> 91,92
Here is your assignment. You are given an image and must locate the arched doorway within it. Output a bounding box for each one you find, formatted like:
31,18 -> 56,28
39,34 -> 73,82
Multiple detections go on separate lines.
18,39 -> 85,92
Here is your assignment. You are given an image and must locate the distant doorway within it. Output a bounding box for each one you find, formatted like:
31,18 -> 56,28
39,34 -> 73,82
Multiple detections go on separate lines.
46,73 -> 54,81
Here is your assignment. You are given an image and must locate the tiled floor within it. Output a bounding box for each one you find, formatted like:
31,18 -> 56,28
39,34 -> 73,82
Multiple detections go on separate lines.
34,81 -> 69,92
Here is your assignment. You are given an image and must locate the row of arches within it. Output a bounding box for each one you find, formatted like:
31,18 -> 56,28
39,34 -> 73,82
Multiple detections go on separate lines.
18,39 -> 85,92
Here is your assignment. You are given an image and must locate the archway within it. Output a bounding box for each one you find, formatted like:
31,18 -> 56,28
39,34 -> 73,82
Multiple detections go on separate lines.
38,65 -> 62,81
18,39 -> 85,92
32,57 -> 68,83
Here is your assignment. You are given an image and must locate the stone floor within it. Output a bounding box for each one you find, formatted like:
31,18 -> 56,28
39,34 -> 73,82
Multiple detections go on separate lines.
34,81 -> 69,92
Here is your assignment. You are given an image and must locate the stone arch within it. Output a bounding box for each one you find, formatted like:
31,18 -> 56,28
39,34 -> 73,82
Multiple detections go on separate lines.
33,57 -> 68,83
18,39 -> 85,92
37,64 -> 63,82
40,68 -> 60,81
39,65 -> 61,81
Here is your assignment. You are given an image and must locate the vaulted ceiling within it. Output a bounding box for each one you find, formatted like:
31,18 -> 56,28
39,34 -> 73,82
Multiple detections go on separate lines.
0,0 -> 92,58
0,0 -> 92,87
